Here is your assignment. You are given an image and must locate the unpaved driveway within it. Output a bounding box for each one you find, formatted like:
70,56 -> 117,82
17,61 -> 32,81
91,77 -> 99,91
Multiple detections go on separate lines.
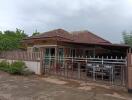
0,71 -> 132,100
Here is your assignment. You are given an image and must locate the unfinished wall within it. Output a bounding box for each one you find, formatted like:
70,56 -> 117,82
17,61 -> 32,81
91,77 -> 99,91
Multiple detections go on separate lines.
0,59 -> 41,75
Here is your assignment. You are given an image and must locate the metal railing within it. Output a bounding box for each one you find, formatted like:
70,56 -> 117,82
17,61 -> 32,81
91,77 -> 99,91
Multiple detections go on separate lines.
43,56 -> 127,87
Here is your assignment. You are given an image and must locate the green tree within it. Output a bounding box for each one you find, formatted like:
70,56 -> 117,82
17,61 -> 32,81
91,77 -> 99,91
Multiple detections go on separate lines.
0,31 -> 2,35
15,28 -> 28,38
32,29 -> 40,36
123,31 -> 132,47
0,28 -> 28,51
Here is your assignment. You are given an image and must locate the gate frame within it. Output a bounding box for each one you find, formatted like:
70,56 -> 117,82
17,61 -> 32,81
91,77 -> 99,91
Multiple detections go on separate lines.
42,55 -> 127,87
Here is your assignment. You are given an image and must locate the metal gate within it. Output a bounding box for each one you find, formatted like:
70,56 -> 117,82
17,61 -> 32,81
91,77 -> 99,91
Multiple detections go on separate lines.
43,56 -> 127,86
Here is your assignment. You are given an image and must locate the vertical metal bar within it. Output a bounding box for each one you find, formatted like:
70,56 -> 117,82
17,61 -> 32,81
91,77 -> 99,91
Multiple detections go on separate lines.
111,66 -> 114,85
70,55 -> 73,78
49,54 -> 51,74
62,48 -> 65,76
55,46 -> 58,75
122,65 -> 125,86
78,63 -> 81,79
66,63 -> 68,78
102,56 -> 104,81
64,60 -> 66,77
85,58 -> 88,82
109,66 -> 112,85
93,66 -> 95,81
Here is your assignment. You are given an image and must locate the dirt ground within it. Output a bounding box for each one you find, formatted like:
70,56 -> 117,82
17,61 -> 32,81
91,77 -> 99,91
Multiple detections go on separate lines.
0,71 -> 132,100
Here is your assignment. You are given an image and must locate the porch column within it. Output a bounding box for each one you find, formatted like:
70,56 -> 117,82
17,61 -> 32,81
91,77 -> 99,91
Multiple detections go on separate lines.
127,48 -> 132,93
55,46 -> 58,69
40,47 -> 45,75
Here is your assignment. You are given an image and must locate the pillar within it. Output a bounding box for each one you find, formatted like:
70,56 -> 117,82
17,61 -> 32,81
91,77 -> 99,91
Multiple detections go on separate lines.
40,47 -> 45,75
55,46 -> 58,71
127,48 -> 132,93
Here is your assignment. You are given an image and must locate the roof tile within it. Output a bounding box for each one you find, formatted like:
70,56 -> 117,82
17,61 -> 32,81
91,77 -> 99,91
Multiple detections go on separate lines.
26,29 -> 111,44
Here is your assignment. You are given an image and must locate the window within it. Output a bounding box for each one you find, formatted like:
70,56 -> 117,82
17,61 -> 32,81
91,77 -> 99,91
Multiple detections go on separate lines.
45,48 -> 55,57
85,50 -> 94,57
58,48 -> 64,64
70,49 -> 76,57
33,47 -> 39,52
51,48 -> 55,56
58,48 -> 64,57
45,48 -> 55,65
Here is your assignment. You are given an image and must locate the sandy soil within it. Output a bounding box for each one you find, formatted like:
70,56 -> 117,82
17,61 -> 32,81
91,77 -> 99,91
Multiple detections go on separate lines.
0,71 -> 132,100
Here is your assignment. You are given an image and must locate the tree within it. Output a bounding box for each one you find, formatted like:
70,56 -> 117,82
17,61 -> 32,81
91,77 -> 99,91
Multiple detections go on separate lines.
122,31 -> 132,47
15,28 -> 28,38
32,29 -> 40,36
0,31 -> 2,35
0,28 -> 28,51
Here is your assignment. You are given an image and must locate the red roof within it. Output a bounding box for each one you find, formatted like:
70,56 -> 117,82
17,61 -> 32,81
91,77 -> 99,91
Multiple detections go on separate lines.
26,29 -> 111,44
71,31 -> 111,44
23,29 -> 130,48
30,29 -> 71,39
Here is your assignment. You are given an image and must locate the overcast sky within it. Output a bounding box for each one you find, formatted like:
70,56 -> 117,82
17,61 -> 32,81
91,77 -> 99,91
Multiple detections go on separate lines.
0,0 -> 132,43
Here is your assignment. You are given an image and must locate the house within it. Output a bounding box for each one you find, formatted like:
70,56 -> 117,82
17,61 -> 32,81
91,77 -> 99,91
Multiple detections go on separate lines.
23,29 -> 129,58
22,29 -> 129,84
3,28 -> 132,92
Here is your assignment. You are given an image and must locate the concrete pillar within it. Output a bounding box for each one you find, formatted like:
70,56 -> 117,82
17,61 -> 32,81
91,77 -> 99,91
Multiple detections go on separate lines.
40,47 -> 45,75
127,51 -> 132,93
55,46 -> 58,73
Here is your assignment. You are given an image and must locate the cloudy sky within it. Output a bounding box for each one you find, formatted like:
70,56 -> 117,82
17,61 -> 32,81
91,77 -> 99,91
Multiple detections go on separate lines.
0,0 -> 132,43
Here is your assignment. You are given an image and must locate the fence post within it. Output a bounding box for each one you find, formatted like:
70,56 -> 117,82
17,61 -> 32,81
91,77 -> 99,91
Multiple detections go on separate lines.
85,56 -> 88,82
40,49 -> 44,75
101,56 -> 104,80
78,62 -> 81,79
127,52 -> 132,93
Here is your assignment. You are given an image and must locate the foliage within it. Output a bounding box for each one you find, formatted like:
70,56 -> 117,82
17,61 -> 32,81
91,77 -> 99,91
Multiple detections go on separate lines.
0,60 -> 10,72
32,29 -> 40,36
0,31 -> 2,35
0,60 -> 32,75
122,31 -> 132,47
10,61 -> 26,75
0,28 -> 28,51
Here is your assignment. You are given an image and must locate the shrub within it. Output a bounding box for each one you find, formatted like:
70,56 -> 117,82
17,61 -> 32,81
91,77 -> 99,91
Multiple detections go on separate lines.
9,61 -> 26,75
0,60 -> 33,75
0,60 -> 10,72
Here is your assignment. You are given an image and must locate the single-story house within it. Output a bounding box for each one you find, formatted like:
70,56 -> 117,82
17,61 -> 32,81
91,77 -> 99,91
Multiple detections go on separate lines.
7,29 -> 132,92
23,29 -> 129,58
